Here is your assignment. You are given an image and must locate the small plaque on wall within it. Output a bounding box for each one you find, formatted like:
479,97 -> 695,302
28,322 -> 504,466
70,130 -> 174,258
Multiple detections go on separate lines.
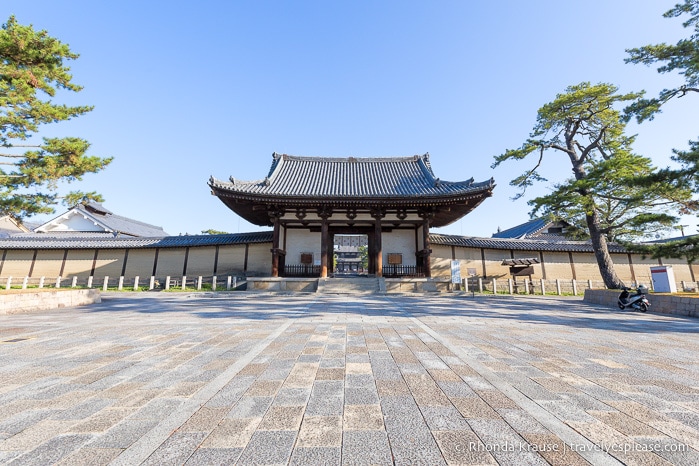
300,253 -> 313,264
387,253 -> 403,265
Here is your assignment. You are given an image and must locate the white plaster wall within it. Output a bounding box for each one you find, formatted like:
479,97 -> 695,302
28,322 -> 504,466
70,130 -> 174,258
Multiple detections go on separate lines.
41,213 -> 105,232
383,229 -> 416,266
285,229 -> 321,265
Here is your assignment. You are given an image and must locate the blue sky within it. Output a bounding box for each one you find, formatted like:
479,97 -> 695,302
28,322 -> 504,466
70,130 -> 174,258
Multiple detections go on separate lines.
4,1 -> 698,237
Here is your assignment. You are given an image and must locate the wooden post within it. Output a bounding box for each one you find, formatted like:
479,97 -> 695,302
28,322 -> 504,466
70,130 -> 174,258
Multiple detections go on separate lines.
271,216 -> 281,277
422,219 -> 431,278
321,219 -> 329,278
370,207 -> 385,277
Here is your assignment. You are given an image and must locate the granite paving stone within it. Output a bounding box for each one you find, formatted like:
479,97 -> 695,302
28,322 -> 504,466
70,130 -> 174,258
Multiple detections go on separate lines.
141,432 -> 206,466
183,447 -> 243,465
341,430 -> 393,466
236,430 -> 296,465
2,293 -> 699,465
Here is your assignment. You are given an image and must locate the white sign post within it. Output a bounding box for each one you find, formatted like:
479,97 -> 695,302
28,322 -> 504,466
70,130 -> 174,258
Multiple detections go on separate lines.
451,260 -> 461,285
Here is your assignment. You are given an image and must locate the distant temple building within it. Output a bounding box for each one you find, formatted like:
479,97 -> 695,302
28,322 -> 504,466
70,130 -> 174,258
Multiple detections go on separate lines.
209,153 -> 495,278
33,202 -> 168,237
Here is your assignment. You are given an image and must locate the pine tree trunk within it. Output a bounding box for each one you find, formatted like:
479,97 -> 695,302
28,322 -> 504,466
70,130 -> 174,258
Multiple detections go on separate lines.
586,212 -> 625,289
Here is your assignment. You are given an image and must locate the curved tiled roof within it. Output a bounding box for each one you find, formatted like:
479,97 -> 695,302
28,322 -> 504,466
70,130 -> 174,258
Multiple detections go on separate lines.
209,153 -> 495,227
210,153 -> 494,199
430,233 -> 629,253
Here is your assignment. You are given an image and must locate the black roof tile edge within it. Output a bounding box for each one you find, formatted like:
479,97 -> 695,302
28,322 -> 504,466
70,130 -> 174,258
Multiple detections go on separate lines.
0,230 -> 629,254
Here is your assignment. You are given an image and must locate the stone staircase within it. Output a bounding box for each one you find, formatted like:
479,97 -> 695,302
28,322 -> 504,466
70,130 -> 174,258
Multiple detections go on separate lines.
317,277 -> 382,294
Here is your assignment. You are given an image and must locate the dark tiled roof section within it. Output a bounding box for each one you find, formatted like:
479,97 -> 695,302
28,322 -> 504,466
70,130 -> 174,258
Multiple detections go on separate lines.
0,231 -> 274,250
492,218 -> 550,239
430,233 -> 629,253
74,204 -> 168,237
0,230 -> 629,254
212,153 -> 494,199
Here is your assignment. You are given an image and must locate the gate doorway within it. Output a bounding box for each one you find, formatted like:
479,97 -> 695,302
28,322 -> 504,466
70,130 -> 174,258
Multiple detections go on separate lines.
332,233 -> 369,276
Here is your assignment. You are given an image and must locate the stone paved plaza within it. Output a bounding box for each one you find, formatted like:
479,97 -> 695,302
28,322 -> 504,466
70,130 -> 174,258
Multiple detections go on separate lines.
1,293 -> 699,465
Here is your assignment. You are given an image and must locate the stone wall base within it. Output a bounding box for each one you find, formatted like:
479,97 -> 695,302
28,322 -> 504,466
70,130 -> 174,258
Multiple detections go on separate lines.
1,289 -> 101,315
583,289 -> 699,317
247,278 -> 318,292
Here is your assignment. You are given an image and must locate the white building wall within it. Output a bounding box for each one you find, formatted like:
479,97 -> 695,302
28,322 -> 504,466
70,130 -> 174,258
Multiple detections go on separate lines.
285,229 -> 321,265
383,229 -> 416,266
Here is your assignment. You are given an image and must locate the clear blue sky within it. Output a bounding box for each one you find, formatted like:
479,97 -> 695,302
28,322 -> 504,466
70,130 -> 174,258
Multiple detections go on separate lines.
5,1 -> 698,237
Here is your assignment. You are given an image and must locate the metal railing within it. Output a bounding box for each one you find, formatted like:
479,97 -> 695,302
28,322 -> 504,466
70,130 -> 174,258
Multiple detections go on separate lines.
382,265 -> 425,278
283,265 -> 321,277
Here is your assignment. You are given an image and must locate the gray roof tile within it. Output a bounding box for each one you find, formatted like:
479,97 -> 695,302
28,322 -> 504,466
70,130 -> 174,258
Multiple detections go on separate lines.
211,153 -> 494,199
0,231 -> 273,250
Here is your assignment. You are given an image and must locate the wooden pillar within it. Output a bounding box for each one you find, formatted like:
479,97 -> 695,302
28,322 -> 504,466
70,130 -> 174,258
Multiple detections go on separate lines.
320,218 -> 329,278
422,218 -> 431,278
318,206 -> 332,278
271,217 -> 281,277
418,209 -> 434,278
371,207 -> 385,277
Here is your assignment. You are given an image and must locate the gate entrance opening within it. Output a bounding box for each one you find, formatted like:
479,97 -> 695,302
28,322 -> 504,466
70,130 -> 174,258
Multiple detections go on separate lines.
333,234 -> 369,276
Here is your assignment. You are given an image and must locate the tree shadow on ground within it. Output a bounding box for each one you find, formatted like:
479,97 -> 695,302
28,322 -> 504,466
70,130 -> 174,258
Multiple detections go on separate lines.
85,293 -> 699,334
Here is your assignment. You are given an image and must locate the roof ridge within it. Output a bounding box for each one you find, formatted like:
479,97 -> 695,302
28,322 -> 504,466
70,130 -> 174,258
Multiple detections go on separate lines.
106,212 -> 166,231
273,154 -> 424,163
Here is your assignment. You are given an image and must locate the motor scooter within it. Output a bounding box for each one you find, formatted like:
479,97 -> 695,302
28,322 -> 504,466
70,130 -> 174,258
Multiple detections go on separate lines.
618,285 -> 650,312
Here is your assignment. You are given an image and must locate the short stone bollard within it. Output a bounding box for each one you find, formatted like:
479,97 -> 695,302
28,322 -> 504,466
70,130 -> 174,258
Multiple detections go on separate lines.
87,276 -> 94,288
39,277 -> 45,288
103,276 -> 109,291
212,276 -> 217,291
118,276 -> 124,291
55,276 -> 62,288
72,276 -> 78,288
5,277 -> 11,290
165,276 -> 171,290
134,276 -> 140,291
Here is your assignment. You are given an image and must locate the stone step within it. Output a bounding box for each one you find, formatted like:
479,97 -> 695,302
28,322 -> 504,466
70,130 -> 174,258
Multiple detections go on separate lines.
318,277 -> 380,294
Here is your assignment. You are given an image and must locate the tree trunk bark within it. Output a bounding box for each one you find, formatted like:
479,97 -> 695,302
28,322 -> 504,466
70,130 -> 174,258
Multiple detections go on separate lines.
586,211 -> 625,289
